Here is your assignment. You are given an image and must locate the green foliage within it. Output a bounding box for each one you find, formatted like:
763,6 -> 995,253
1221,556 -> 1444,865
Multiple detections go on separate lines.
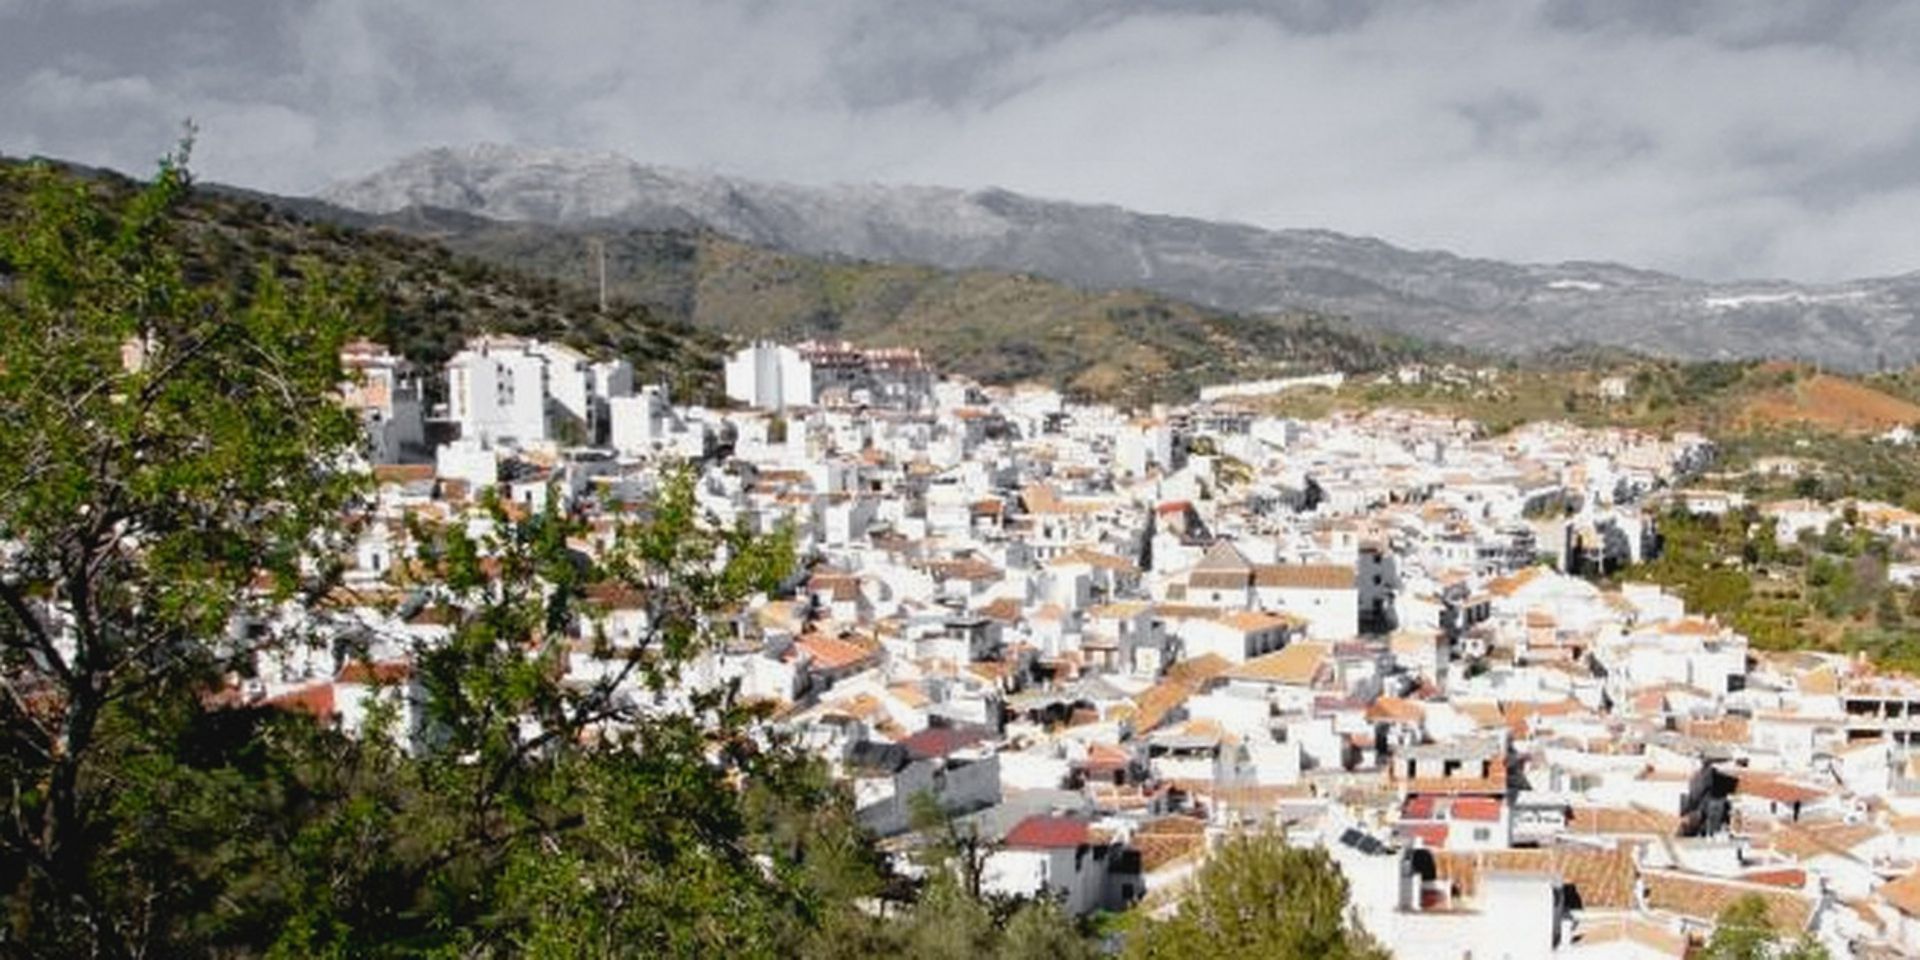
860,794 -> 1104,960
0,146 -> 367,955
0,156 -> 727,402
1618,504 -> 1920,671
282,473 -> 829,958
1720,430 -> 1920,511
376,220 -> 1451,406
1623,509 -> 1760,618
1698,894 -> 1829,960
1123,832 -> 1386,960
0,151 -> 875,959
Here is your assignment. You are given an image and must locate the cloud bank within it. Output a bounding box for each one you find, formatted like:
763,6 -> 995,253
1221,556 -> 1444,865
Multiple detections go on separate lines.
4,0 -> 1920,282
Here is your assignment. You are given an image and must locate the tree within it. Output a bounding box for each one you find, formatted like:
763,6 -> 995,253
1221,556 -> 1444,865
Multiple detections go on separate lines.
259,472 -> 848,957
1123,832 -> 1386,960
909,790 -> 998,900
0,148 -> 366,955
0,150 -> 881,959
886,793 -> 1101,960
1699,894 -> 1829,960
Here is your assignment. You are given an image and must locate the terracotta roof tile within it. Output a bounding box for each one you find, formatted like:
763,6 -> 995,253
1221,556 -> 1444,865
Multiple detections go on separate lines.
1224,642 -> 1331,686
1566,805 -> 1681,839
1880,868 -> 1920,917
1252,563 -> 1355,590
977,596 -> 1023,624
900,726 -> 987,760
794,633 -> 879,672
1642,869 -> 1815,931
1367,696 -> 1426,724
1768,821 -> 1882,861
1004,815 -> 1091,849
1732,772 -> 1829,806
1212,610 -> 1304,633
264,682 -> 335,720
1131,654 -> 1232,733
335,659 -> 412,685
1571,917 -> 1687,958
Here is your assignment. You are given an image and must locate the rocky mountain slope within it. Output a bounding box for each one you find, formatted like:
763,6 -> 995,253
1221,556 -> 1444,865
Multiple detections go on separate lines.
323,144 -> 1920,370
320,205 -> 1441,403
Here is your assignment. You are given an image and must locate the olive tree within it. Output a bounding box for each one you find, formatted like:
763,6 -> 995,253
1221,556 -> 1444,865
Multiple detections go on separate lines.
0,149 -> 365,955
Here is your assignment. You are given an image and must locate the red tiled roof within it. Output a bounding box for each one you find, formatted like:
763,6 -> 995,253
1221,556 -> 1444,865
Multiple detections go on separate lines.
1083,743 -> 1131,772
1642,869 -> 1815,931
1003,815 -> 1091,850
1367,696 -> 1425,724
1882,868 -> 1920,917
1252,563 -> 1354,590
808,572 -> 862,603
977,596 -> 1024,623
1432,846 -> 1636,910
372,463 -> 435,484
1733,772 -> 1828,806
264,682 -> 335,719
1568,804 -> 1680,837
900,726 -> 987,761
1401,795 -> 1502,822
1129,653 -> 1232,732
1132,816 -> 1208,872
795,633 -> 878,671
1453,797 -> 1503,822
1741,868 -> 1808,888
336,659 -> 412,685
584,581 -> 650,611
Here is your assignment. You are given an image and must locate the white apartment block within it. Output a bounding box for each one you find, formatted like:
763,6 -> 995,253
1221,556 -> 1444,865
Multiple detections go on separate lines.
445,335 -> 633,448
725,340 -> 931,412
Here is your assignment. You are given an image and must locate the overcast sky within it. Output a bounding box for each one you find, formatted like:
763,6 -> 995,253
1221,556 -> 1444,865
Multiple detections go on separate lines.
4,0 -> 1919,282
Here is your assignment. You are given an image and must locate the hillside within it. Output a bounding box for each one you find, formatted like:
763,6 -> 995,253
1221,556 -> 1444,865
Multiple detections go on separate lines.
1739,372 -> 1920,433
365,210 -> 1446,402
0,157 -> 727,400
323,144 -> 1920,370
1258,358 -> 1920,439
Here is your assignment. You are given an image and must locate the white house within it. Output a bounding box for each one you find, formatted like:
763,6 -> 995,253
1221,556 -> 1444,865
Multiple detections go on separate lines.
446,336 -> 632,448
340,340 -> 425,464
1253,563 -> 1359,640
982,815 -> 1120,917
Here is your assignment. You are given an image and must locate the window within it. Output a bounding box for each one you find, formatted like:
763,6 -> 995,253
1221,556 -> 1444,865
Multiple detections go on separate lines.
1473,828 -> 1491,841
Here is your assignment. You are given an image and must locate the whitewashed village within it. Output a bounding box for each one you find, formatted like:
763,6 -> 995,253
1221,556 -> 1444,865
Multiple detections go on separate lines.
244,333 -> 1920,959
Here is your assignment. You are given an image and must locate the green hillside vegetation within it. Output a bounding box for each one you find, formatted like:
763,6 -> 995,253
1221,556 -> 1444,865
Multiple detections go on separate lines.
0,157 -> 727,399
1617,505 -> 1920,675
1714,430 -> 1920,512
359,214 -> 1453,404
1257,358 -> 1920,505
1254,358 -> 1771,433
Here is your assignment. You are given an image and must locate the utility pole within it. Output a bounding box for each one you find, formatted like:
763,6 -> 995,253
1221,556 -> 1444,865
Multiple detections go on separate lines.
587,237 -> 608,314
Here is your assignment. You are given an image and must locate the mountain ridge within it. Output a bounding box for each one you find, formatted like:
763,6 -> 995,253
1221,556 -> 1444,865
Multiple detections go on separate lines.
331,203 -> 1444,402
321,144 -> 1920,370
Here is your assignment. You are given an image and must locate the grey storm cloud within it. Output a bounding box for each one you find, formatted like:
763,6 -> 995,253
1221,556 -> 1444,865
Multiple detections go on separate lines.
3,0 -> 1919,282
